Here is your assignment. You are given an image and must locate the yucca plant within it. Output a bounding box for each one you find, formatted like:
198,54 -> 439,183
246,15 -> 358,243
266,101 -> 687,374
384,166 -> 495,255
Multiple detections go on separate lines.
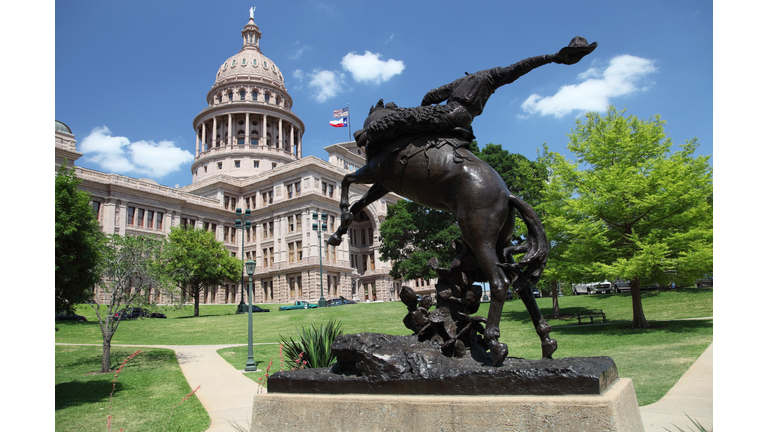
663,414 -> 709,432
278,319 -> 343,369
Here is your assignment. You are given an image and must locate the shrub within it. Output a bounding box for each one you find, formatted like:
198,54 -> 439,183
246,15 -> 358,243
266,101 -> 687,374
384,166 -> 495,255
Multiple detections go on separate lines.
278,319 -> 343,368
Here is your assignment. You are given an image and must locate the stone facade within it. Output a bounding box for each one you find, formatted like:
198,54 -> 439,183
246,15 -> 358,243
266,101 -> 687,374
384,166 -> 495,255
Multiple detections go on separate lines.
57,16 -> 436,306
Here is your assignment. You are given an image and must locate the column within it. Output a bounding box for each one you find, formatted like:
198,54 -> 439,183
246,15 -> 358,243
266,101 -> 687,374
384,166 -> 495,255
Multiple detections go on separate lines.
298,133 -> 302,158
278,118 -> 283,151
290,124 -> 295,155
202,122 -> 207,151
117,202 -> 127,236
195,127 -> 200,157
262,114 -> 267,146
103,198 -> 116,235
245,112 -> 250,145
212,117 -> 218,147
228,113 -> 232,147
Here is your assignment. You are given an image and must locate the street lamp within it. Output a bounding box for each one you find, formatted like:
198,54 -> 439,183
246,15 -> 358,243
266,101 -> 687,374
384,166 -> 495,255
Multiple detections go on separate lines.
244,259 -> 257,371
312,212 -> 328,307
235,208 -> 251,314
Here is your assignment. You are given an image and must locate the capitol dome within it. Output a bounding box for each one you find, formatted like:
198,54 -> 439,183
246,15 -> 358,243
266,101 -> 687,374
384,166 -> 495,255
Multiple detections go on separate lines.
190,16 -> 304,184
214,19 -> 285,92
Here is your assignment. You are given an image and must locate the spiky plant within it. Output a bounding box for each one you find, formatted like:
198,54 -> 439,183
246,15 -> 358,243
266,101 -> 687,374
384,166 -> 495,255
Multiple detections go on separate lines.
278,319 -> 343,369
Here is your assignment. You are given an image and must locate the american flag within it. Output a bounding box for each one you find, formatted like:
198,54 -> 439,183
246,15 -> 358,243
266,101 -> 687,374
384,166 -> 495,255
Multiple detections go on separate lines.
333,107 -> 349,118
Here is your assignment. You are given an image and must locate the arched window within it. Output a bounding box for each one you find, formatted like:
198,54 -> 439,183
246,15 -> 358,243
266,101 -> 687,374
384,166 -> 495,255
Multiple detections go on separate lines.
252,90 -> 258,101
228,92 -> 233,101
265,93 -> 270,103
240,90 -> 245,100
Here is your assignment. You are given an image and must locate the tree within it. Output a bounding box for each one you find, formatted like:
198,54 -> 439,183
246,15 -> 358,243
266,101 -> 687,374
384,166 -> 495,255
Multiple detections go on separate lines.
538,106 -> 713,329
379,200 -> 461,280
55,164 -> 105,315
91,234 -> 168,372
163,227 -> 242,317
379,142 -> 547,280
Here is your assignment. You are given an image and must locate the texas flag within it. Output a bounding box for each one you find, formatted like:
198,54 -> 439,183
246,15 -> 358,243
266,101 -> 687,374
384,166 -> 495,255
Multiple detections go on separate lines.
330,117 -> 348,128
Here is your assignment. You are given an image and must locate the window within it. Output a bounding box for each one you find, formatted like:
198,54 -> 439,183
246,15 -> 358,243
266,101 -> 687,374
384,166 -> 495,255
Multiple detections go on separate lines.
246,227 -> 251,242
156,212 -> 163,230
369,228 -> 374,244
252,90 -> 257,100
272,162 -> 277,169
268,221 -> 274,237
265,93 -> 270,103
147,210 -> 154,229
322,182 -> 327,195
289,243 -> 295,263
127,207 -> 135,225
295,181 -> 301,196
137,208 -> 145,226
262,248 -> 268,267
230,197 -> 236,211
235,160 -> 241,168
228,92 -> 233,101
296,241 -> 302,261
204,165 -> 207,173
288,215 -> 294,232
254,161 -> 259,168
211,223 -> 216,233
230,226 -> 236,243
240,90 -> 245,100
363,254 -> 368,271
262,223 -> 268,239
352,229 -> 357,246
269,247 -> 274,267
217,162 -> 222,170
329,215 -> 335,231
295,213 -> 302,231
328,184 -> 334,198
224,196 -> 230,208
286,184 -> 293,198
370,253 -> 375,270
223,226 -> 229,242
91,201 -> 101,219
362,229 -> 367,246
181,217 -> 187,228
261,190 -> 273,206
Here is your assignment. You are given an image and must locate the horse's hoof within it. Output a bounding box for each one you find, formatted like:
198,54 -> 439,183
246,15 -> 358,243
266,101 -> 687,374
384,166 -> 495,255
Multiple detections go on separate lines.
327,234 -> 342,246
489,341 -> 508,366
541,337 -> 557,359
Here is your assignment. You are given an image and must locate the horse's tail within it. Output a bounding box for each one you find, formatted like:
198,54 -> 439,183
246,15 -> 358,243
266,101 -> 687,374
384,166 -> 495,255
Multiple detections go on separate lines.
501,193 -> 549,291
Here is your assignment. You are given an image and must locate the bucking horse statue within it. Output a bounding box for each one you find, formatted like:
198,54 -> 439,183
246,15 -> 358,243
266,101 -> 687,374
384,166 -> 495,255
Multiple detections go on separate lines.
327,37 -> 597,366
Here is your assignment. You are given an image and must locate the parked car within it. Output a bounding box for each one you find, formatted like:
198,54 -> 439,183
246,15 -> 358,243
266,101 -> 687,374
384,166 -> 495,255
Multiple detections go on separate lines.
328,298 -> 356,307
592,281 -> 613,295
55,312 -> 87,322
695,278 -> 713,288
114,307 -> 162,320
531,287 -> 542,298
613,280 -> 631,293
247,305 -> 271,313
279,301 -> 318,311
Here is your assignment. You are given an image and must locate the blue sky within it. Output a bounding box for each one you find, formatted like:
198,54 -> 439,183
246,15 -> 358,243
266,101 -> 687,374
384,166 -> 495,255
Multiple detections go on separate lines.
55,0 -> 713,189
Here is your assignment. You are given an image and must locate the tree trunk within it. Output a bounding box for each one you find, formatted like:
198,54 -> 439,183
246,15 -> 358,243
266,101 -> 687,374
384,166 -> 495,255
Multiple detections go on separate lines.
101,338 -> 112,372
630,277 -> 650,329
194,288 -> 200,317
551,281 -> 560,318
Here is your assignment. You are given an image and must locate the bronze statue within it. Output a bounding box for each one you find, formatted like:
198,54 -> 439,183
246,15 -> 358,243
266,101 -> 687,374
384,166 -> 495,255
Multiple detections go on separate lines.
328,37 -> 597,366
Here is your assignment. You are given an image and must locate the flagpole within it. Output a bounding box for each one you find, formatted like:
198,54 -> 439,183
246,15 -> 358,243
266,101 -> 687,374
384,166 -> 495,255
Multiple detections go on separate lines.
347,103 -> 352,142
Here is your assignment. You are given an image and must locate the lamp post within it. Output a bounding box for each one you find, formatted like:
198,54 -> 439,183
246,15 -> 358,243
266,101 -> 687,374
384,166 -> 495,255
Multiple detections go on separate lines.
244,259 -> 257,371
235,208 -> 251,314
312,212 -> 328,307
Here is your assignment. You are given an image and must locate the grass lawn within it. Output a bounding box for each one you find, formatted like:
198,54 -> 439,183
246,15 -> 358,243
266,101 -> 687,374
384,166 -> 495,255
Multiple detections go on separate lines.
57,287 -> 713,410
55,346 -> 209,432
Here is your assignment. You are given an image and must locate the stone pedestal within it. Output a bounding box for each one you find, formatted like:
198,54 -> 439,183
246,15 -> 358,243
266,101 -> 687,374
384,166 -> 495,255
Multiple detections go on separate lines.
250,378 -> 644,431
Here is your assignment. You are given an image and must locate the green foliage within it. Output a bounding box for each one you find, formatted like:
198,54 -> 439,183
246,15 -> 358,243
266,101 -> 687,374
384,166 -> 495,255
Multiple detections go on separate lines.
538,106 -> 713,287
278,319 -> 343,369
663,414 -> 709,432
91,234 -> 169,372
379,200 -> 461,280
378,142 -> 547,280
163,227 -> 242,317
55,164 -> 105,314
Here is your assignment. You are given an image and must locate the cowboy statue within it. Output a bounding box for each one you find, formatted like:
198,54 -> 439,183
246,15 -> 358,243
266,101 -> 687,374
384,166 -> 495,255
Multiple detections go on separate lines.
353,37 -> 597,149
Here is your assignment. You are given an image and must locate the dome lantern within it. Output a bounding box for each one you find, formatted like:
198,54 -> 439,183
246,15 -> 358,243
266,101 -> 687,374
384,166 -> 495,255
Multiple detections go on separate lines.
241,17 -> 262,51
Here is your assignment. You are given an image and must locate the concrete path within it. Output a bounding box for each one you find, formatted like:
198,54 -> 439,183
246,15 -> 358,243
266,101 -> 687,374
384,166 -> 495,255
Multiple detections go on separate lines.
639,342 -> 713,431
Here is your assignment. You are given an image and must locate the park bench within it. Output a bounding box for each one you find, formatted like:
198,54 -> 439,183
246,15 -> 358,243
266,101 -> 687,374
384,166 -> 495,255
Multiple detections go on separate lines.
576,309 -> 607,324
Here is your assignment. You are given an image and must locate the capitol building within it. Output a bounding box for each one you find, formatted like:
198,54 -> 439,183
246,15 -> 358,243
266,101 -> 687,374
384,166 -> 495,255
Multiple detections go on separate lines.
55,16 -> 434,305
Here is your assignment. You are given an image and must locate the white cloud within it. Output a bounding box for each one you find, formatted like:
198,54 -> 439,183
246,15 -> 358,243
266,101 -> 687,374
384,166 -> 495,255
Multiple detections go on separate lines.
340,51 -> 405,85
290,41 -> 310,60
307,69 -> 345,103
80,126 -> 194,178
520,55 -> 657,118
384,33 -> 394,44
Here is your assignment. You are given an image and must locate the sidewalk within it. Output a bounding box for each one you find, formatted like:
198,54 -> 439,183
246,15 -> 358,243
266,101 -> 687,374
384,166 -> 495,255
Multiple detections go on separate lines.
639,343 -> 713,431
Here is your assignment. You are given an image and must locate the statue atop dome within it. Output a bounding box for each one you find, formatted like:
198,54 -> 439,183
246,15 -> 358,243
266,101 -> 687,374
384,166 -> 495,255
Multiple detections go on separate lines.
250,7 -> 255,19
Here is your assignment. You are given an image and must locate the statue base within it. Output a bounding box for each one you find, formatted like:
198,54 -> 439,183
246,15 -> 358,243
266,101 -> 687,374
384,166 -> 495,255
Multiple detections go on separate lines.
251,378 -> 644,431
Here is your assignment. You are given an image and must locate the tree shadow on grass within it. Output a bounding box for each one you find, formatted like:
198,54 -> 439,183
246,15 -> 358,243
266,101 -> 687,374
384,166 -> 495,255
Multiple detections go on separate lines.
550,319 -> 713,336
55,380 -> 119,410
